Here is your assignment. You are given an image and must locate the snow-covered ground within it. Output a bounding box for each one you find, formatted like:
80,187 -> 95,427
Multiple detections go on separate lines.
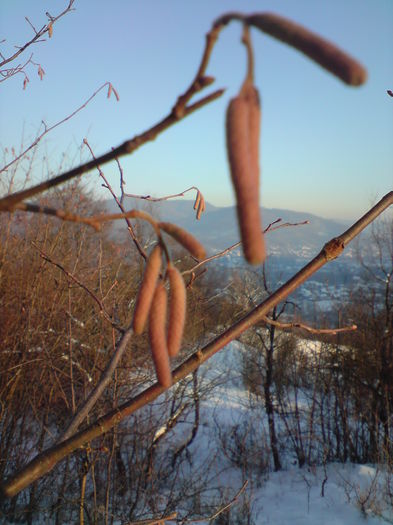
169,341 -> 393,524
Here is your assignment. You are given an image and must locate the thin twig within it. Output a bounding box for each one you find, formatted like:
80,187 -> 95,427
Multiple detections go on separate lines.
0,1 -> 75,68
123,186 -> 198,202
32,243 -> 123,331
260,316 -> 357,335
83,138 -> 147,260
58,325 -> 133,443
182,219 -> 309,275
181,481 -> 248,523
0,89 -> 224,211
125,513 -> 177,525
0,82 -> 118,175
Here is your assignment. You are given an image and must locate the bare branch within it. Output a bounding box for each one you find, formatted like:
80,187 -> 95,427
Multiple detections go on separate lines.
83,138 -> 147,261
182,219 -> 310,275
125,513 -> 177,525
0,88 -> 224,212
32,243 -> 123,331
0,1 -> 75,68
181,481 -> 248,523
0,82 -> 118,175
260,316 -> 357,335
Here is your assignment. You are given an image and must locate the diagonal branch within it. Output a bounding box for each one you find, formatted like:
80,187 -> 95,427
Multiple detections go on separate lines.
0,89 -> 224,212
33,243 -> 123,331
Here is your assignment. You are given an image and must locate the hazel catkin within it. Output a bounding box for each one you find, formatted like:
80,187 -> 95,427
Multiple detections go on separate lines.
193,190 -> 201,211
132,245 -> 162,335
226,81 -> 265,265
148,281 -> 172,388
167,264 -> 187,357
196,194 -> 205,220
246,13 -> 367,86
158,222 -> 206,260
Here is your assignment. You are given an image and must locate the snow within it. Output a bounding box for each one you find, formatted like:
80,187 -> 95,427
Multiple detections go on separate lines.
171,340 -> 393,524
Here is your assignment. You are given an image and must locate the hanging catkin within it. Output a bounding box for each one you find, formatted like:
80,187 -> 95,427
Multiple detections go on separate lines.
196,194 -> 205,220
167,264 -> 187,357
226,80 -> 265,265
148,281 -> 172,388
246,13 -> 367,86
132,245 -> 162,335
158,222 -> 206,260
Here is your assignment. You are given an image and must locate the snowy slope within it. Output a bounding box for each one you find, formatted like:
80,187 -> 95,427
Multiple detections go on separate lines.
172,341 -> 393,524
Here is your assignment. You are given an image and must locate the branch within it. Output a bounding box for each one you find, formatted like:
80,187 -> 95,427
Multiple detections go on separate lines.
0,82 -> 118,175
83,139 -> 147,260
122,186 -> 198,203
0,1 -> 75,68
260,316 -> 357,335
33,243 -> 123,331
2,192 -> 391,498
57,325 -> 134,443
0,88 -> 224,212
182,218 -> 309,275
0,20 -> 225,212
182,481 -> 248,523
125,513 -> 177,525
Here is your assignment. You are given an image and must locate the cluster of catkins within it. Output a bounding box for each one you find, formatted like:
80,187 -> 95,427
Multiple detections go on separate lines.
132,223 -> 205,387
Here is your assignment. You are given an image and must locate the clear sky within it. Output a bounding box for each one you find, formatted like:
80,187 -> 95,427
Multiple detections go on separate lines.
1,1 -> 392,220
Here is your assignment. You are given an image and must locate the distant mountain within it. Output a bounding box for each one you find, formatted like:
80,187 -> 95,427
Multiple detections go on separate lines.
105,198 -> 356,260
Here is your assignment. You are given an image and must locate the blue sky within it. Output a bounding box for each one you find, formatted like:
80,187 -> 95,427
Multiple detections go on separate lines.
1,1 -> 392,220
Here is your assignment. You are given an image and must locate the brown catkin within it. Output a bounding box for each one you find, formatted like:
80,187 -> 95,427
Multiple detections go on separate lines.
148,281 -> 172,388
226,82 -> 265,265
158,222 -> 206,260
246,13 -> 367,86
167,264 -> 187,357
132,245 -> 162,335
193,190 -> 201,210
196,195 -> 205,220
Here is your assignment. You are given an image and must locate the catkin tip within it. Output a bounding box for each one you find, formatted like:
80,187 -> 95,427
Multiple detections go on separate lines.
149,282 -> 172,388
246,13 -> 367,86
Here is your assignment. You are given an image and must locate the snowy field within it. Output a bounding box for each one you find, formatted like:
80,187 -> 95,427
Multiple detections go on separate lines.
167,340 -> 393,524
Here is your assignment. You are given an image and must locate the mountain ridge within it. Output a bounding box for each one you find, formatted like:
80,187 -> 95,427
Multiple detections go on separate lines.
105,198 -> 363,259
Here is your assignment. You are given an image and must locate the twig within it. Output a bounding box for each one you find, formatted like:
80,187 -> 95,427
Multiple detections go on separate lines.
181,481 -> 248,523
260,316 -> 357,335
32,243 -> 123,331
0,1 -> 75,68
122,186 -> 199,202
182,219 -> 309,275
13,201 -> 102,230
0,88 -> 224,212
83,139 -> 147,260
0,82 -> 118,175
125,513 -> 177,525
2,192 -> 391,498
58,325 -> 134,443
